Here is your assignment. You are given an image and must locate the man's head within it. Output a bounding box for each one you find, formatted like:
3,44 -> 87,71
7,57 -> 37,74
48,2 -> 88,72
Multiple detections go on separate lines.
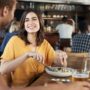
0,0 -> 17,29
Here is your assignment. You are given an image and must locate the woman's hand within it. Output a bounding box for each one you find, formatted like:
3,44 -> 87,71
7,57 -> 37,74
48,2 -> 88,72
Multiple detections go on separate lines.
26,51 -> 45,64
54,50 -> 67,67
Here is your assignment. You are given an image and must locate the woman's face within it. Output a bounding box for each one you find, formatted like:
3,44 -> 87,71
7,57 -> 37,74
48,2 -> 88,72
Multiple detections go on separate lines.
24,12 -> 40,33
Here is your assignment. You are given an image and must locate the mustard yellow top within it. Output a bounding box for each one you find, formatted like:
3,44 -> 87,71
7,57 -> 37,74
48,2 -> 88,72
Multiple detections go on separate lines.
1,36 -> 56,86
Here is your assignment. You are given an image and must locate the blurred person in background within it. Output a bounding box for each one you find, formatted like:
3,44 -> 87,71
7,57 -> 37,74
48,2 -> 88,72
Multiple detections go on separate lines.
56,16 -> 75,40
55,16 -> 75,50
72,19 -> 90,52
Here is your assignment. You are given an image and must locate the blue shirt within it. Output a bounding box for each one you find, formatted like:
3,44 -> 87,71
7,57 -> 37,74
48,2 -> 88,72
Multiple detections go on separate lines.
72,34 -> 90,53
0,32 -> 17,54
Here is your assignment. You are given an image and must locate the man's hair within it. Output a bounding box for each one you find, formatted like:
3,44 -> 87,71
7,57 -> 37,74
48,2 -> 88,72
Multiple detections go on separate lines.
0,0 -> 16,10
78,19 -> 88,34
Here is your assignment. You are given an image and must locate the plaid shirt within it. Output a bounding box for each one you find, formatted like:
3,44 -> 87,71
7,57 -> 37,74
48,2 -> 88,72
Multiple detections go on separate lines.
72,34 -> 90,53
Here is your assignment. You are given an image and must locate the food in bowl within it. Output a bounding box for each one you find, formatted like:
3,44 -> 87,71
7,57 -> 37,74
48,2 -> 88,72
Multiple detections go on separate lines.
45,66 -> 76,77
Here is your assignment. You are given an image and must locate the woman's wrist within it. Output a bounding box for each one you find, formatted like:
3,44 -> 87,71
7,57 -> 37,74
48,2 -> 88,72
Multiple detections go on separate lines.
23,52 -> 29,59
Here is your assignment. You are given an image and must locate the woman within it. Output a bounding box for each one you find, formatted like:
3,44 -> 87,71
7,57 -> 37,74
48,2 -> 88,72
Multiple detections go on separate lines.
0,9 -> 67,87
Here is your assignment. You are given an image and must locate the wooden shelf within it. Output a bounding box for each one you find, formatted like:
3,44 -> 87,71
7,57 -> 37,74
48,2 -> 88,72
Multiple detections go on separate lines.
43,17 -> 61,20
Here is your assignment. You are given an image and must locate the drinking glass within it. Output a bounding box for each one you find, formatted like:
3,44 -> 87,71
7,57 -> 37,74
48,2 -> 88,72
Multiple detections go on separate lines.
72,70 -> 89,82
71,55 -> 90,82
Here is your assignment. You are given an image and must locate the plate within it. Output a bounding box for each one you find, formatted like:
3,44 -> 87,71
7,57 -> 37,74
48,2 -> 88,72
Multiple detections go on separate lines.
45,66 -> 76,77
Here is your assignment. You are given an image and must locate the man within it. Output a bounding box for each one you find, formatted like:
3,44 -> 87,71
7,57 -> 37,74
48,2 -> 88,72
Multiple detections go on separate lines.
0,0 -> 16,52
0,0 -> 16,29
72,19 -> 90,52
55,17 -> 75,50
0,0 -> 90,90
0,0 -> 17,89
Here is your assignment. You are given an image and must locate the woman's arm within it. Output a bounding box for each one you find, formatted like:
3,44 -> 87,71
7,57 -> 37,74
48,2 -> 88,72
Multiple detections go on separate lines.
0,51 -> 44,75
0,53 -> 28,74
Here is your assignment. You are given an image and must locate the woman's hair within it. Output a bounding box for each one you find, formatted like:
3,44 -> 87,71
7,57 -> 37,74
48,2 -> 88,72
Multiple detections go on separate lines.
18,9 -> 44,46
0,0 -> 16,10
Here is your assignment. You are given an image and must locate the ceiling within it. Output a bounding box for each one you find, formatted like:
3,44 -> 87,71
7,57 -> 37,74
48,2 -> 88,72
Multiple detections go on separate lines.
18,0 -> 90,5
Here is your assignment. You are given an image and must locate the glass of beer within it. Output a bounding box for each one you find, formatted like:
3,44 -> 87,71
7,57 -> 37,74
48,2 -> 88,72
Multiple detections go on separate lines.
72,71 -> 89,81
68,53 -> 90,82
72,56 -> 90,82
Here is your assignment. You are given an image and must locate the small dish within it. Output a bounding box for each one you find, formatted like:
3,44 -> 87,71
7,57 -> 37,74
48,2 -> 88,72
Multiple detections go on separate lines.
45,66 -> 76,77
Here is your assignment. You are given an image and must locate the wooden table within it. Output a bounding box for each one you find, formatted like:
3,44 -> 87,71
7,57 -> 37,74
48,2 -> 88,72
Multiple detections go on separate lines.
31,53 -> 89,86
31,72 -> 72,86
31,72 -> 51,86
0,53 -> 89,88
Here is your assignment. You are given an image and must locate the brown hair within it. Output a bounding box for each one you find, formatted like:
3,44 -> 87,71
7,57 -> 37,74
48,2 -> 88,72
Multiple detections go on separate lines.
78,19 -> 88,34
18,9 -> 45,46
9,20 -> 20,33
0,0 -> 16,10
